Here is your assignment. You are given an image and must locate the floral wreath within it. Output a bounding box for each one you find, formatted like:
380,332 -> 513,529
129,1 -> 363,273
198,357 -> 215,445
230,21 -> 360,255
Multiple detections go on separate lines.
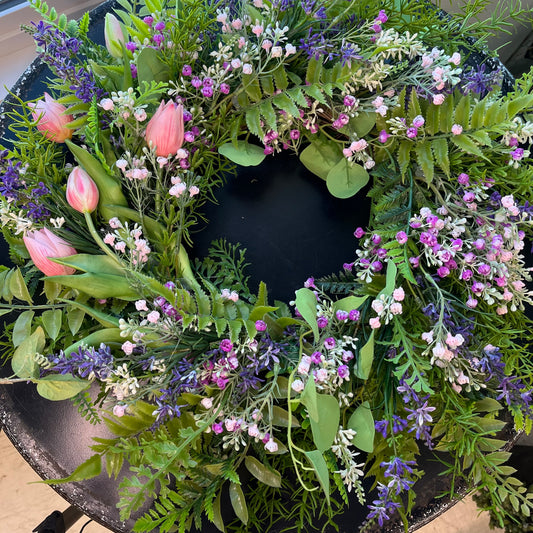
2,0 -> 533,531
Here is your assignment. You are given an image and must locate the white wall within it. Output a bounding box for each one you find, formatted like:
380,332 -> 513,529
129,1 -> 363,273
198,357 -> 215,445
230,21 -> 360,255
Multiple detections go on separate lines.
0,0 -> 102,100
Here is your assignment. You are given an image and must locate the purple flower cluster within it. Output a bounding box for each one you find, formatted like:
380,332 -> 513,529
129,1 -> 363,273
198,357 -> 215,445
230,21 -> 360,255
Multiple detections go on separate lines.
366,457 -> 415,526
152,359 -> 196,423
44,343 -> 113,379
0,150 -> 50,221
397,376 -> 435,448
30,21 -> 103,103
460,64 -> 502,97
409,178 -> 531,314
473,346 -> 532,417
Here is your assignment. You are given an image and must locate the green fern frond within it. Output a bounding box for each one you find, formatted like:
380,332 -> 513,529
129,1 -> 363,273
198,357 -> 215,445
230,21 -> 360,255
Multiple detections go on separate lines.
72,390 -> 102,425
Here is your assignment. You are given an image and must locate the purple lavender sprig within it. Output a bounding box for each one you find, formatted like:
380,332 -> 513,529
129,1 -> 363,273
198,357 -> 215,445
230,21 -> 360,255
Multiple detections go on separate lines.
29,21 -> 104,103
44,343 -> 113,379
473,345 -> 533,418
366,457 -> 416,526
0,150 -> 50,222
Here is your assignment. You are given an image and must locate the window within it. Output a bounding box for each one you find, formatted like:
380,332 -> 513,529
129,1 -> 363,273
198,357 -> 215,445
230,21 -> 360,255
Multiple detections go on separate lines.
0,0 -> 26,13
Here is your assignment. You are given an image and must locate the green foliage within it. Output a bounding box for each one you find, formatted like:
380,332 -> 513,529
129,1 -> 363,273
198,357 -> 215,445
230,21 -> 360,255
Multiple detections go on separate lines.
72,390 -> 102,425
195,239 -> 251,299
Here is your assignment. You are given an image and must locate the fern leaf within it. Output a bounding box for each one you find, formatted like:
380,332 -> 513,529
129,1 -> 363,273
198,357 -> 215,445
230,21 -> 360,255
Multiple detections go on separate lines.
287,87 -> 308,107
397,140 -> 411,176
260,74 -> 275,96
407,89 -> 422,124
450,134 -> 485,158
438,94 -> 453,133
259,100 -> 277,130
302,84 -> 326,104
425,102 -> 439,135
272,65 -> 289,91
431,137 -> 450,177
415,141 -> 434,183
306,57 -> 323,84
215,318 -> 228,336
272,93 -> 299,117
243,74 -> 262,102
506,94 -> 533,118
469,130 -> 492,146
470,99 -> 486,129
245,107 -> 262,138
453,93 -> 470,128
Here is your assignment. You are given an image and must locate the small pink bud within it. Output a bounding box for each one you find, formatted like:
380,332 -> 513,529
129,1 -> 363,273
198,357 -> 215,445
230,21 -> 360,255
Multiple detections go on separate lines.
23,228 -> 77,276
145,101 -> 185,157
66,166 -> 100,213
28,93 -> 73,143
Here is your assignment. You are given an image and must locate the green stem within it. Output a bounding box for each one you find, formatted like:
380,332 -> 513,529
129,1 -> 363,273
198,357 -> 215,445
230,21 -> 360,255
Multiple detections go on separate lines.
83,211 -> 123,268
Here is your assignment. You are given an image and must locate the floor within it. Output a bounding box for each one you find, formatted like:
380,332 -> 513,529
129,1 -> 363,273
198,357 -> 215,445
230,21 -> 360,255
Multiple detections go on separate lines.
0,429 -> 504,533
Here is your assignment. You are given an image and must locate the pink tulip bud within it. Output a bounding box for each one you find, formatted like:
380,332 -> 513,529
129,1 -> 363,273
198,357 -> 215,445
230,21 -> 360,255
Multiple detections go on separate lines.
145,101 -> 185,157
28,93 -> 73,143
23,228 -> 77,277
104,13 -> 126,58
66,166 -> 100,213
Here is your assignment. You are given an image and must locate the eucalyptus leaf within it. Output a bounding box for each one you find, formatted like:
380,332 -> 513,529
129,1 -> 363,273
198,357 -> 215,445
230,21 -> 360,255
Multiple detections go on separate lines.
36,374 -> 90,401
41,309 -> 63,341
309,394 -> 340,452
294,287 -> 318,340
300,137 -> 343,181
355,332 -> 374,380
229,483 -> 248,525
299,375 -> 318,422
269,405 -> 300,427
326,159 -> 369,199
333,295 -> 368,313
9,268 -> 33,304
348,111 -> 376,137
244,456 -> 281,488
219,141 -> 266,167
68,306 -> 85,336
347,401 -> 375,452
137,47 -> 169,85
212,490 -> 225,532
12,310 -> 34,347
12,326 -> 45,379
304,450 -> 330,504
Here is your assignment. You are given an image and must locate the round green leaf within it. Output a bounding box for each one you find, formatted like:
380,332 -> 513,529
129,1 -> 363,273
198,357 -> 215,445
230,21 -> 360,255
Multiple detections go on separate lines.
37,374 -> 91,401
300,137 -> 343,180
309,393 -> 340,452
12,326 -> 45,379
219,141 -> 266,167
326,160 -> 369,199
347,401 -> 375,453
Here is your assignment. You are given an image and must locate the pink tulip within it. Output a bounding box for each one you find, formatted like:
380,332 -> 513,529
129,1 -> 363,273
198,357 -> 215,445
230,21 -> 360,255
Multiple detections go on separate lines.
23,228 -> 77,277
104,13 -> 126,58
66,166 -> 99,213
145,101 -> 184,157
28,93 -> 73,143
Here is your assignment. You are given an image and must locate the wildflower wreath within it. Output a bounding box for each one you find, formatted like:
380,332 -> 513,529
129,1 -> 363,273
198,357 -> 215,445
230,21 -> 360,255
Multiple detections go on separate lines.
2,0 -> 533,531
